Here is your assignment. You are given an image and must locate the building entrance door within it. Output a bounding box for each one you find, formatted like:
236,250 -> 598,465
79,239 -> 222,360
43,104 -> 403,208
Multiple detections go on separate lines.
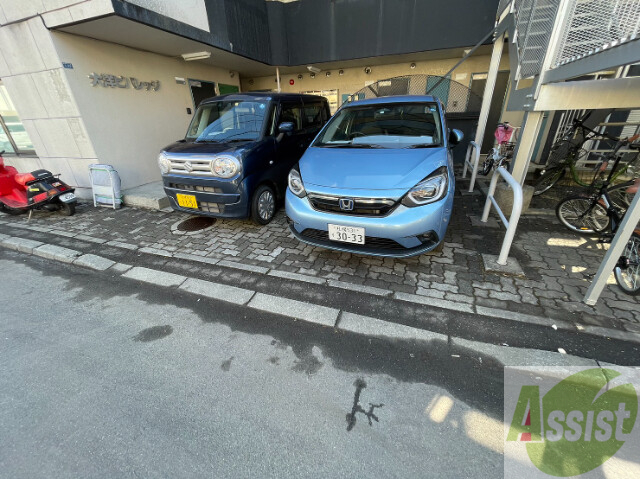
189,79 -> 217,108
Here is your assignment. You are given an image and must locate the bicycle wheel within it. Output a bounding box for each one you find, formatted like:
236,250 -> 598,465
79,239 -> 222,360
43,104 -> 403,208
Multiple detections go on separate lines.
481,157 -> 494,176
607,182 -> 637,211
533,166 -> 566,196
614,233 -> 640,295
556,195 -> 610,234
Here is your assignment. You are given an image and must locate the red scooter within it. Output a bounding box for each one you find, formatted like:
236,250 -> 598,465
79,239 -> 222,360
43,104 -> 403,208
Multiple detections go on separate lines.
0,150 -> 77,217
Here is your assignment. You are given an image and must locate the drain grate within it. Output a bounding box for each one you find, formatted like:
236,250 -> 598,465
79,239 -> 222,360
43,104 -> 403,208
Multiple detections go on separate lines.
176,216 -> 216,232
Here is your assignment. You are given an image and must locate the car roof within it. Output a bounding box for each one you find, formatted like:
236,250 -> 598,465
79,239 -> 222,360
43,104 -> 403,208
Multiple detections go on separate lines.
342,95 -> 440,106
201,92 -> 327,104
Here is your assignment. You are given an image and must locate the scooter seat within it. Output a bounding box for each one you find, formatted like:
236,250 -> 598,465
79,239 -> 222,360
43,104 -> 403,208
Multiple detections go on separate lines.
14,173 -> 35,186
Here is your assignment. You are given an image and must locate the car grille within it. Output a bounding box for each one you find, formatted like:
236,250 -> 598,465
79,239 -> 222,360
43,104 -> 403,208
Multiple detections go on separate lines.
300,228 -> 407,251
169,183 -> 223,193
308,194 -> 397,217
168,157 -> 212,176
200,201 -> 224,214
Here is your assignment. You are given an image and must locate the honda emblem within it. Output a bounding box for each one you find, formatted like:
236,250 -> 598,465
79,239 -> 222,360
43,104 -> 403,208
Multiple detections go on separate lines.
339,198 -> 354,211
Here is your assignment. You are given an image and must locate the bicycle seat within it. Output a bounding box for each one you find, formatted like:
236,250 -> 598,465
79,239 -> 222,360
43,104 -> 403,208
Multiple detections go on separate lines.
14,173 -> 36,186
629,142 -> 640,151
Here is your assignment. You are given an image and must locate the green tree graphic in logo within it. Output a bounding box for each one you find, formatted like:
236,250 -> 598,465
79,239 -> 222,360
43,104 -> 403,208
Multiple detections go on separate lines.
507,368 -> 638,476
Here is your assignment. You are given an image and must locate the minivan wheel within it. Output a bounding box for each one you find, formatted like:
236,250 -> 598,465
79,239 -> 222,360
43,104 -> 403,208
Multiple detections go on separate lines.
251,185 -> 276,225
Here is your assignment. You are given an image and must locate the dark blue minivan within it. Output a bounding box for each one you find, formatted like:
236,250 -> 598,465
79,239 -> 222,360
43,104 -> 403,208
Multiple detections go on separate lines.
159,92 -> 330,224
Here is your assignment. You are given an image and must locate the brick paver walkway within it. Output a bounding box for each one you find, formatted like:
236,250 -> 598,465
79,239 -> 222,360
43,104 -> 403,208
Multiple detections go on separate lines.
1,185 -> 638,332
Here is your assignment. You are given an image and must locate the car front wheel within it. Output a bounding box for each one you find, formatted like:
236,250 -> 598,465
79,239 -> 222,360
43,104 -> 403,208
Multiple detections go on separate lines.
251,185 -> 276,225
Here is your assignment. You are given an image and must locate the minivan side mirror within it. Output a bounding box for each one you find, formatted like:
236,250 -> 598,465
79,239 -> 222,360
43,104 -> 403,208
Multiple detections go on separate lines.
449,129 -> 464,146
276,122 -> 295,142
279,122 -> 294,134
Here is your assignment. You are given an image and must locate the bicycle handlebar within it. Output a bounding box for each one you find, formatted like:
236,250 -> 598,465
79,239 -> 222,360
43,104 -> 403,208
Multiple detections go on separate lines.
570,119 -> 619,142
596,134 -> 640,180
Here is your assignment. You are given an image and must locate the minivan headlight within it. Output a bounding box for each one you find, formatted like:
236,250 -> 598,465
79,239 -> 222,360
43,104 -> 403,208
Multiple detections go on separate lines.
288,166 -> 306,198
401,166 -> 448,207
211,156 -> 241,178
158,152 -> 171,174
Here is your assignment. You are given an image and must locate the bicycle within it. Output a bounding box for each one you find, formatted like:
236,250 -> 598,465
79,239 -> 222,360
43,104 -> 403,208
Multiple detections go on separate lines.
481,123 -> 519,176
616,229 -> 640,295
532,113 -> 626,196
555,135 -> 640,295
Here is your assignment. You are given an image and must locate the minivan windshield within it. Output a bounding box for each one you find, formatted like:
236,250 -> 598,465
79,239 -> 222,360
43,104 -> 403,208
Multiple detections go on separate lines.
186,99 -> 270,142
313,102 -> 442,149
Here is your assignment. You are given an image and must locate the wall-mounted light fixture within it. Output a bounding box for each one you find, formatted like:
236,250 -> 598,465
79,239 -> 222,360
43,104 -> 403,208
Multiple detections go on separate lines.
326,71 -> 331,77
298,74 -> 303,80
410,63 -> 416,69
339,69 -> 344,75
364,67 -> 372,74
307,65 -> 321,74
181,51 -> 212,61
310,72 -> 316,79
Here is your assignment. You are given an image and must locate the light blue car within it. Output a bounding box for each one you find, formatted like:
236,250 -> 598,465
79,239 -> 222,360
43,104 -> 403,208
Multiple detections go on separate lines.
285,95 -> 462,257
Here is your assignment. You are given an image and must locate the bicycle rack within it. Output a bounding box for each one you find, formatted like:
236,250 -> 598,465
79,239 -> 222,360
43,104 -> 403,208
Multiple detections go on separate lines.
481,166 -> 523,265
461,141 -> 481,192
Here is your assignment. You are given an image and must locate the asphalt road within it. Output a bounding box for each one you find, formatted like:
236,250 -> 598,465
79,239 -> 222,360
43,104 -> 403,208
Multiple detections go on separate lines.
0,250 -> 512,478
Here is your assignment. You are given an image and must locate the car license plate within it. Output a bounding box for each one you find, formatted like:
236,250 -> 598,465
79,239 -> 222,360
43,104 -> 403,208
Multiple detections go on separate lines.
328,224 -> 365,244
176,193 -> 198,209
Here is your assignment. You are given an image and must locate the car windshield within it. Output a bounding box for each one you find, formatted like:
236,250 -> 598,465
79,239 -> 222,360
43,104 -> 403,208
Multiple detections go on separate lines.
186,99 -> 270,142
313,102 -> 442,149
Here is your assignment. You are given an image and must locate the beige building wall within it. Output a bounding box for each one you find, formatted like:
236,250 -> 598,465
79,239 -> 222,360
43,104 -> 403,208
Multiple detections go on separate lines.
0,13 -> 97,190
51,32 -> 239,191
0,0 -> 114,26
242,54 -> 511,103
0,0 -> 239,195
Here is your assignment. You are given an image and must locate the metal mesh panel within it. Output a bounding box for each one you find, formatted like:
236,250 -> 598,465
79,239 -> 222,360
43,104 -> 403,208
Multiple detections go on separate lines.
514,0 -> 560,78
553,0 -> 640,67
347,75 -> 482,118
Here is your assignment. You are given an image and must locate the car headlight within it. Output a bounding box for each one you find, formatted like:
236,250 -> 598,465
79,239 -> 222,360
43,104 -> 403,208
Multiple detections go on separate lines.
211,156 -> 241,178
158,152 -> 171,175
401,166 -> 448,207
288,166 -> 306,198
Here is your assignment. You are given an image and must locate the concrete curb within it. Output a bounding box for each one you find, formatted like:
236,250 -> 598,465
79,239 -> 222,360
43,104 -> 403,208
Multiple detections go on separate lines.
0,237 -> 632,367
1,230 -> 640,348
32,244 -> 82,264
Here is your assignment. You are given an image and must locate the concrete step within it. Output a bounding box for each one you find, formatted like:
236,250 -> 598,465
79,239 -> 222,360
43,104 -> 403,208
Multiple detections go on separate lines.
122,181 -> 170,210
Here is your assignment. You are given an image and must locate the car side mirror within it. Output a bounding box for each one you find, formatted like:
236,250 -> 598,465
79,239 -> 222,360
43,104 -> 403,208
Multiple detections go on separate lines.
279,122 -> 294,134
276,122 -> 295,142
449,129 -> 464,146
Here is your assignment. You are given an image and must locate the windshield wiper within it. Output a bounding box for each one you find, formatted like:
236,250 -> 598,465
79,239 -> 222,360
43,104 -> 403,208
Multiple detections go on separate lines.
321,143 -> 384,149
403,144 -> 439,149
195,139 -> 221,143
